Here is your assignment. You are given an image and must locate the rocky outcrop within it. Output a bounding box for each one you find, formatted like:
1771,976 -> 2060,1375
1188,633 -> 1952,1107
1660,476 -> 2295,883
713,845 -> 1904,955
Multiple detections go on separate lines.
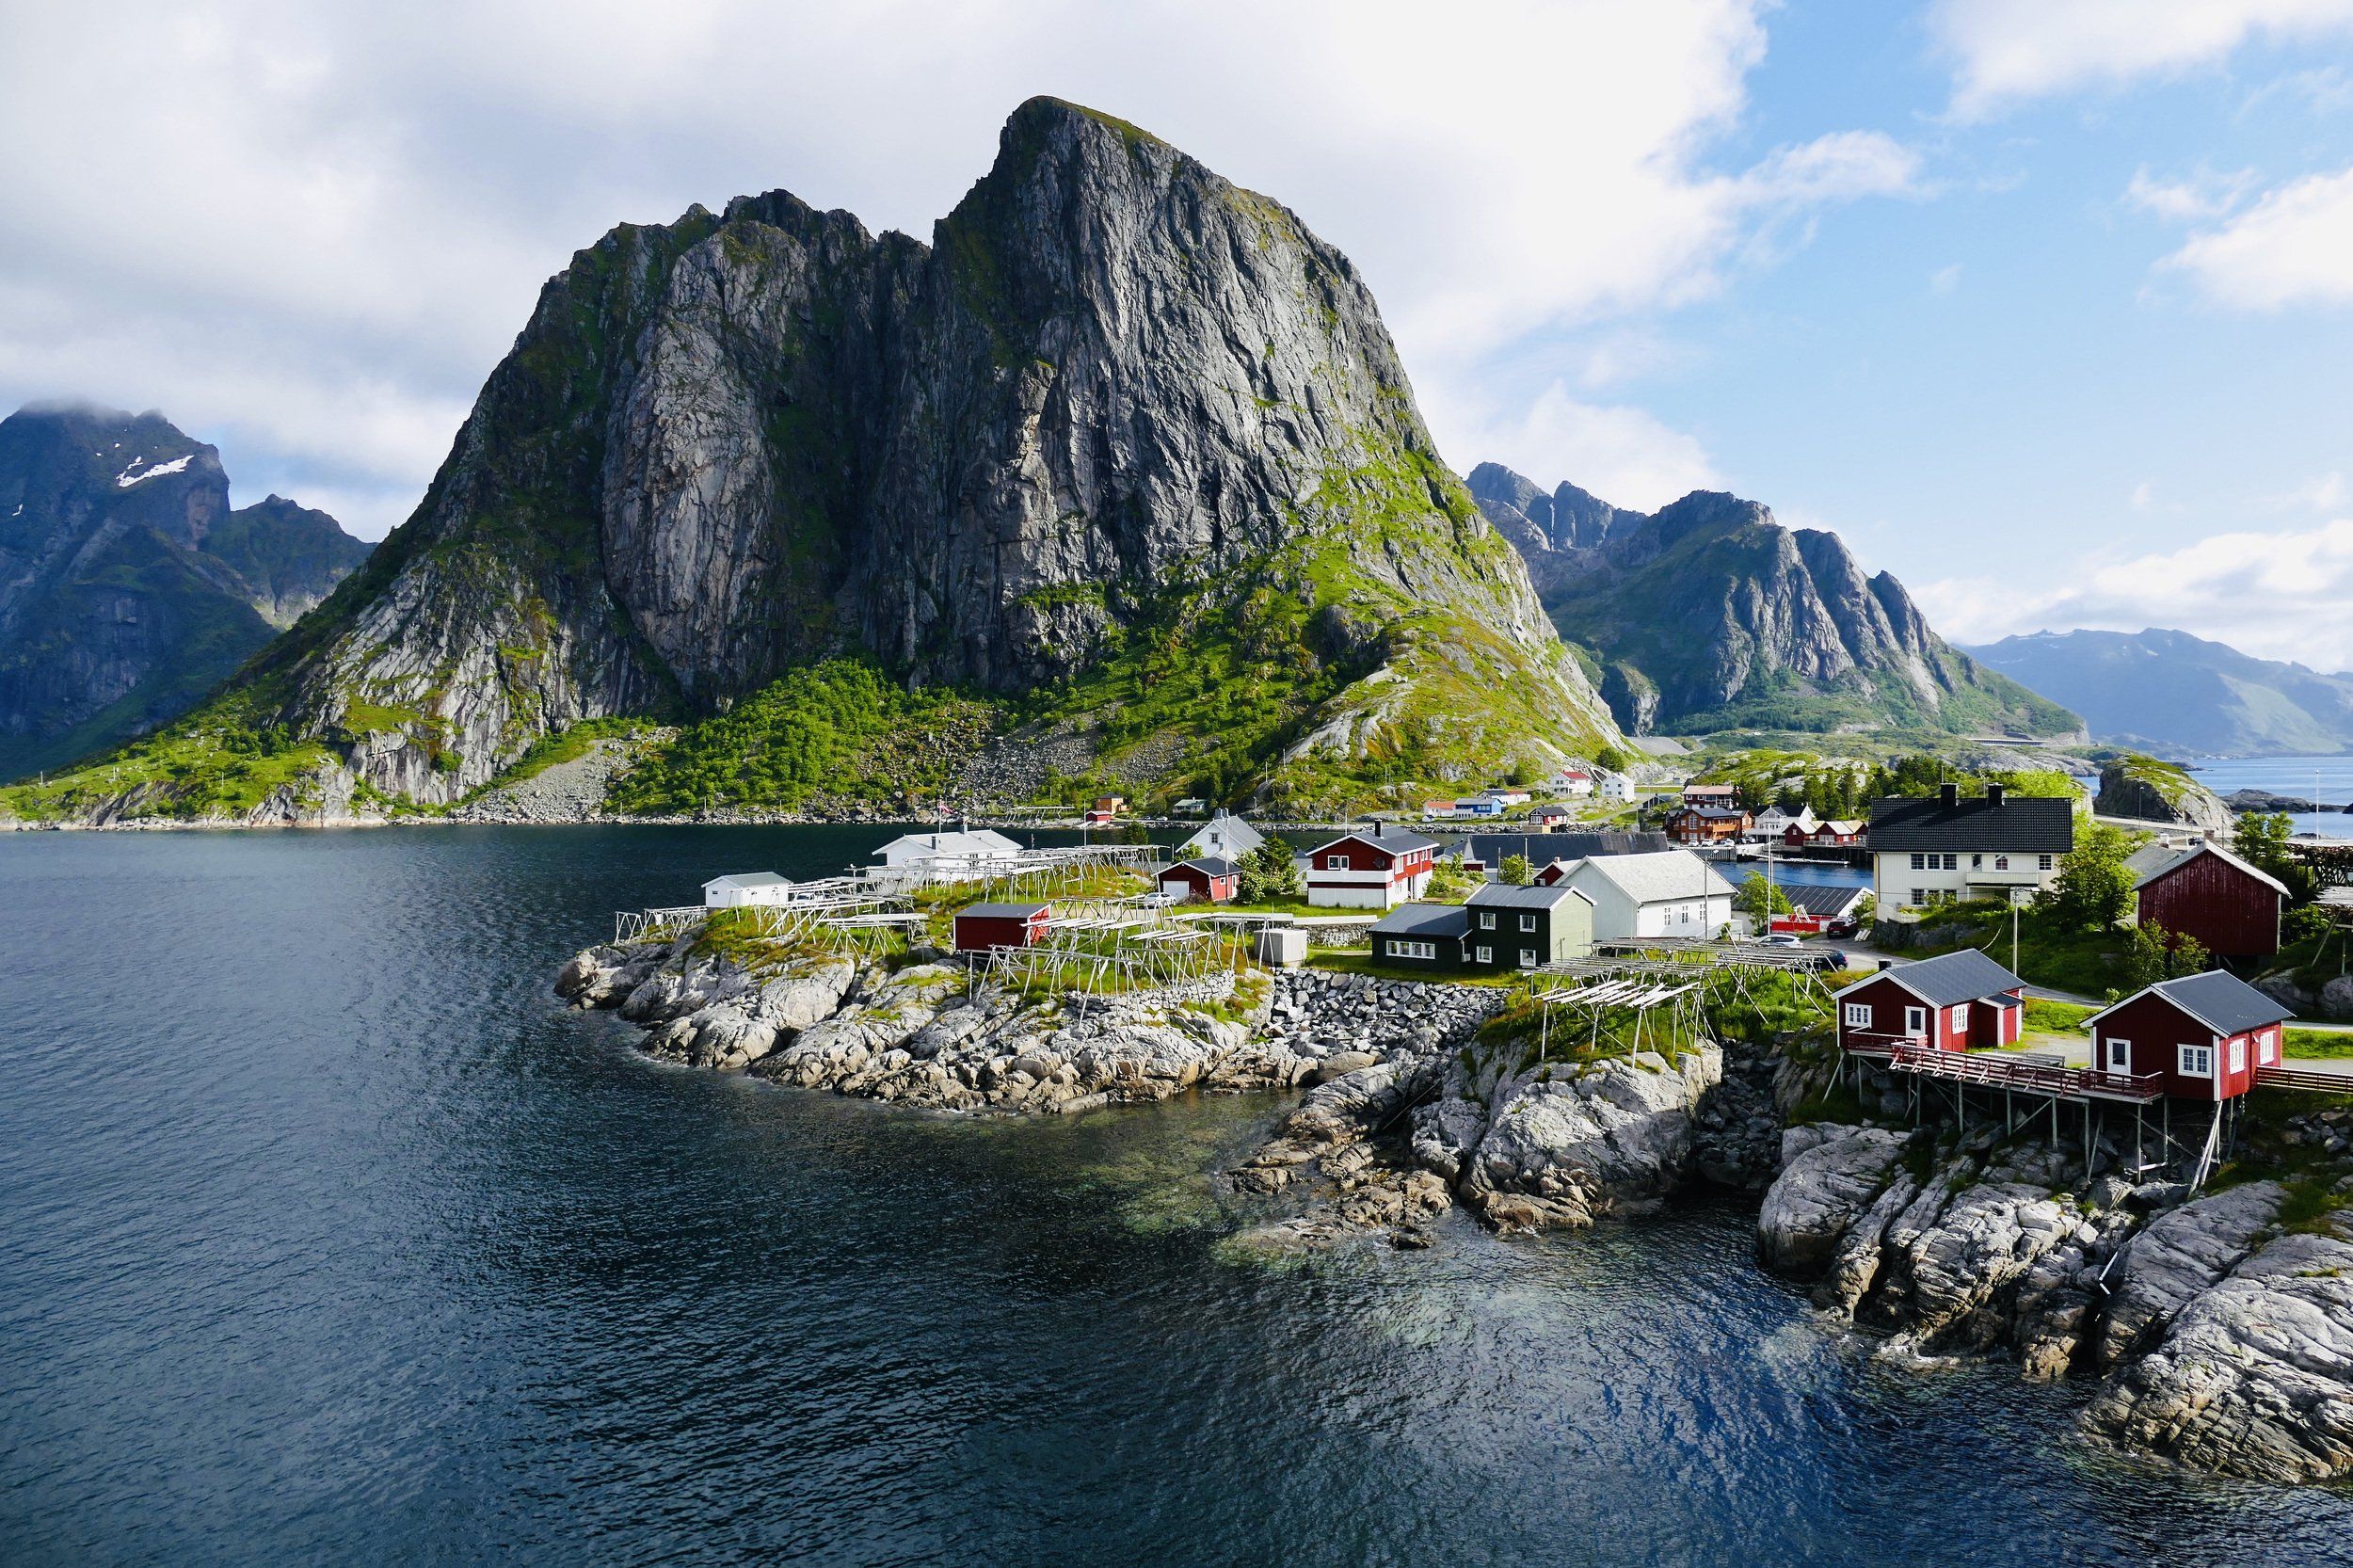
2092,1180 -> 2283,1368
1756,1124 -> 1915,1275
61,98 -> 1611,820
1448,1046 -> 1721,1231
1469,464 -> 2081,741
2084,1223 -> 2353,1482
2092,757 -> 2233,832
0,404 -> 367,780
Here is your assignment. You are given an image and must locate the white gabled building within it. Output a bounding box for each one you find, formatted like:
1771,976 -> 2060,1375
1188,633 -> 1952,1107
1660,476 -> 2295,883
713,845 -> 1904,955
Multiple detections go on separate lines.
1867,783 -> 2076,911
1555,850 -> 1736,941
703,872 -> 794,908
872,828 -> 1025,870
1752,805 -> 1818,840
1597,773 -> 1637,804
1179,810 -> 1265,863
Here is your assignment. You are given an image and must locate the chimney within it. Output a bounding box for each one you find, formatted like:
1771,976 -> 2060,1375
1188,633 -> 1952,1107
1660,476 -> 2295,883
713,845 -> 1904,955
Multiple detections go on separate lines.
1938,782 -> 1959,808
1879,958 -> 1896,971
1986,783 -> 2007,806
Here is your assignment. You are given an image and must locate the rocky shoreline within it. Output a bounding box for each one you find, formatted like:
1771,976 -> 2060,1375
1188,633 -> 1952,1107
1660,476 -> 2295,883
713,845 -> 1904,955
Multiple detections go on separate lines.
555,920 -> 2353,1486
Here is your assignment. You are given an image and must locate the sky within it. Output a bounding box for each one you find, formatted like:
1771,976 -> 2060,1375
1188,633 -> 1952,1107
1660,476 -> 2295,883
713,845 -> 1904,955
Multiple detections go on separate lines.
3,1 -> 2352,663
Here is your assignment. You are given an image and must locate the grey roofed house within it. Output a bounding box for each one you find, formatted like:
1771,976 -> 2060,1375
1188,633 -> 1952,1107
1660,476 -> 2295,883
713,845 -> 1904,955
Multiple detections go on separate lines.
1782,883 -> 1868,918
1459,831 -> 1670,866
2088,969 -> 2290,1037
1847,948 -> 2025,1007
704,872 -> 792,890
1165,856 -> 1237,877
1466,882 -> 1591,910
1368,903 -> 1470,938
2122,840 -> 2292,897
1572,849 -> 1738,904
1866,785 -> 2074,854
1180,810 -> 1265,860
1330,827 -> 1440,855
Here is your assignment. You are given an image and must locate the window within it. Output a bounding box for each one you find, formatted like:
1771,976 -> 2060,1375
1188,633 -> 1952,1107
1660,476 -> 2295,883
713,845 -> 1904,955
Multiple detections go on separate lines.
1942,854 -> 1959,871
1475,945 -> 1492,965
1971,854 -> 1982,869
1911,888 -> 1926,906
1993,855 -> 2009,871
1387,939 -> 1437,960
1950,1004 -> 1970,1032
1904,1005 -> 1928,1037
1479,912 -> 1496,929
1519,914 -> 1537,932
1910,852 -> 1926,870
2259,1029 -> 2279,1066
2039,854 -> 2054,871
1330,854 -> 1350,870
2179,1043 -> 2215,1078
1843,1002 -> 1870,1029
2230,1036 -> 2247,1074
1520,949 -> 1537,968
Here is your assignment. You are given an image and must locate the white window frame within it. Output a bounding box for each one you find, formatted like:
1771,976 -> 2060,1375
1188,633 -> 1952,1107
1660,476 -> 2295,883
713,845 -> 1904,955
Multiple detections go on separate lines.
1519,913 -> 1537,932
1993,855 -> 2009,871
2178,1043 -> 2215,1079
1910,852 -> 1926,870
2258,1028 -> 2279,1066
2229,1036 -> 2247,1074
1942,854 -> 1959,871
1519,949 -> 1537,968
1950,1003 -> 1969,1032
1911,888 -> 1926,906
2105,1037 -> 2131,1075
1474,945 -> 1493,965
1479,912 -> 1497,929
1330,854 -> 1350,870
2039,854 -> 2054,871
1843,1002 -> 1870,1029
1904,1005 -> 1928,1037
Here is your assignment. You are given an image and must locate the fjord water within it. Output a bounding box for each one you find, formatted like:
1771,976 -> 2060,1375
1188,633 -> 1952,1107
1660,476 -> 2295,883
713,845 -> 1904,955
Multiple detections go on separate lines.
5,827 -> 2349,1567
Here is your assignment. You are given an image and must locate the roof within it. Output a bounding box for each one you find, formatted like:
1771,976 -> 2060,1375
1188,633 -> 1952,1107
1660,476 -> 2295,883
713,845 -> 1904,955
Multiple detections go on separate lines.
1369,903 -> 1470,938
1467,882 -> 1586,910
703,872 -> 791,890
876,828 -> 1024,858
1866,792 -> 2074,854
2124,840 -> 2291,898
1837,948 -> 2025,1007
1757,805 -> 1818,826
1180,810 -> 1266,857
1781,883 -> 1866,917
1315,828 -> 1439,856
1458,831 -> 1671,865
1675,807 -> 1751,821
1566,849 -> 1738,904
2088,969 -> 2291,1037
1164,857 -> 1237,878
956,902 -> 1049,920
1684,783 -> 1737,796
1821,819 -> 1865,834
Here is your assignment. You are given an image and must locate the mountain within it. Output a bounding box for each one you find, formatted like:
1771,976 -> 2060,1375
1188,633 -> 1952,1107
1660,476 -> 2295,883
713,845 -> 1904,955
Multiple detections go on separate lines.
1961,628 -> 2353,757
0,405 -> 370,779
1465,463 -> 2080,740
10,100 -> 1613,822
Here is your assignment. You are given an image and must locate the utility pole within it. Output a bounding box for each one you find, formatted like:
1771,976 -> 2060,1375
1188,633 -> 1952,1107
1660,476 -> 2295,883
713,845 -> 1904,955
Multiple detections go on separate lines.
2012,900 -> 2021,979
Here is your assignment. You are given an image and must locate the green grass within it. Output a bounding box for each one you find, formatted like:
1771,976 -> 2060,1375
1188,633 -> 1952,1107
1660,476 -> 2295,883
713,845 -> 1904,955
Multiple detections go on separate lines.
2284,1028 -> 2353,1060
479,716 -> 636,789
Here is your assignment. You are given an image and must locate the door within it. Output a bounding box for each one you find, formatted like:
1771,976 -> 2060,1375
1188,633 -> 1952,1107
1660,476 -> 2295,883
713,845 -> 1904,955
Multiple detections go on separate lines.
2105,1036 -> 2131,1078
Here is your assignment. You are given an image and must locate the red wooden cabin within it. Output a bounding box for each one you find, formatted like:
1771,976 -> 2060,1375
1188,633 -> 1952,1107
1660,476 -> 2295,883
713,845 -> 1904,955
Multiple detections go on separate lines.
952,901 -> 1051,952
1305,829 -> 1437,908
2084,970 -> 2289,1101
1833,949 -> 2026,1054
1667,807 -> 1751,844
1158,857 -> 1239,904
2125,841 -> 2288,960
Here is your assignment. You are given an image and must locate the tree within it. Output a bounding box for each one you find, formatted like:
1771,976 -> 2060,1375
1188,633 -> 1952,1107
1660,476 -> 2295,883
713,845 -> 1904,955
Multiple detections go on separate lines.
1237,840 -> 1303,904
1852,892 -> 1876,926
1735,871 -> 1795,920
2041,822 -> 2139,930
1498,853 -> 1533,887
2235,811 -> 2318,903
2126,920 -> 2216,988
1594,744 -> 1632,775
1425,858 -> 1478,902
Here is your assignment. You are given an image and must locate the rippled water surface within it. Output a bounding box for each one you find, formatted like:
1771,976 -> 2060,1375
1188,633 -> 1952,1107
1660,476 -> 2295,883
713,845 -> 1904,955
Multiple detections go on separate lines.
5,825 -> 2351,1566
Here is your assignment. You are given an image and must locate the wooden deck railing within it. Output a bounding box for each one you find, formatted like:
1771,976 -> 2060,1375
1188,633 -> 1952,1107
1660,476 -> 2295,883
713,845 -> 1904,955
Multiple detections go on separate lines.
2257,1064 -> 2353,1095
1885,1041 -> 2165,1102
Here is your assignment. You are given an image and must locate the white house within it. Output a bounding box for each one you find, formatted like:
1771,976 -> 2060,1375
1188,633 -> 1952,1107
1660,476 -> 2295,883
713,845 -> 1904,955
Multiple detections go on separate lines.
1180,810 -> 1265,863
1598,774 -> 1637,804
703,872 -> 793,908
1555,850 -> 1736,941
872,828 -> 1025,870
1867,782 -> 2075,911
1753,805 -> 1819,841
1557,769 -> 1594,798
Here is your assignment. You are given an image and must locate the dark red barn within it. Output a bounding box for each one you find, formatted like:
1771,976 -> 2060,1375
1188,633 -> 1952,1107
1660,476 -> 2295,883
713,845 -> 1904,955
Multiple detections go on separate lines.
952,901 -> 1051,952
2084,970 -> 2289,1101
2125,841 -> 2288,960
1158,857 -> 1239,904
1833,949 -> 2026,1054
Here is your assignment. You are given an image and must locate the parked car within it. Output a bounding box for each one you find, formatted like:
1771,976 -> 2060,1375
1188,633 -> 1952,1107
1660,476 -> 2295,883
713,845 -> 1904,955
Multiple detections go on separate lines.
1761,934 -> 1802,948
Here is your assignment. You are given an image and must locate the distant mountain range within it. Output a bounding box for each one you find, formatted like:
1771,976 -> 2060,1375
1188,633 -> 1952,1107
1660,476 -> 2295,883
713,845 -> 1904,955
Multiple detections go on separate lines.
0,405 -> 371,779
1961,628 -> 2353,757
1467,463 -> 2080,742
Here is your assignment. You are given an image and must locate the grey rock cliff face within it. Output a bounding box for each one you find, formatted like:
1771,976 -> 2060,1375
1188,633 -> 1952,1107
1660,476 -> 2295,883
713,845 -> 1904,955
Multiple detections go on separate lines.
229,99 -> 1607,805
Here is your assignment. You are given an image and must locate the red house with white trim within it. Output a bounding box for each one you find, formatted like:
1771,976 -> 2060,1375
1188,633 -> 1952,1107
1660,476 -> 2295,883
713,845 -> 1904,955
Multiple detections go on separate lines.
1158,857 -> 1240,904
952,901 -> 1051,952
2124,841 -> 2289,960
1833,949 -> 2026,1054
2083,970 -> 2289,1102
1305,829 -> 1438,908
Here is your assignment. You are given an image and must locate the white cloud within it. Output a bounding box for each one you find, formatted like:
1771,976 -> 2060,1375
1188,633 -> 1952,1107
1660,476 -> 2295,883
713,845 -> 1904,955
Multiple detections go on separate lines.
1441,383 -> 1722,512
0,0 -> 1914,539
2158,167 -> 2353,308
2130,480 -> 2156,511
1929,263 -> 1963,296
1920,516 -> 2353,665
1931,0 -> 2353,118
2122,166 -> 2254,222
2261,471 -> 2348,510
